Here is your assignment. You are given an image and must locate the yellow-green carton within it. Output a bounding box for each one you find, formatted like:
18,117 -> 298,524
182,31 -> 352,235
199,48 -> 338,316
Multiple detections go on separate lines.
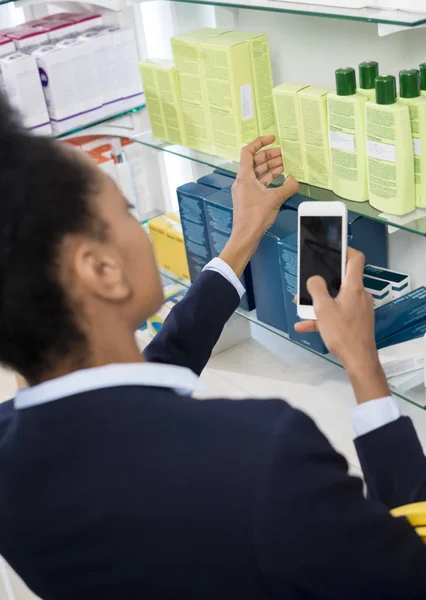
171,29 -> 231,153
273,83 -> 309,182
298,86 -> 332,190
140,59 -> 185,145
224,31 -> 277,140
200,35 -> 259,160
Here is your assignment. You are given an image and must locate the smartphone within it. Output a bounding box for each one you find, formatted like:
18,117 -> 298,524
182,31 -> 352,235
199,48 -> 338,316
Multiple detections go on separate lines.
297,201 -> 347,321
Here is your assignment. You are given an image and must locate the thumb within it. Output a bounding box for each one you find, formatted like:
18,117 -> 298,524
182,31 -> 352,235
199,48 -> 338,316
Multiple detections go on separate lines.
271,175 -> 299,209
307,276 -> 334,312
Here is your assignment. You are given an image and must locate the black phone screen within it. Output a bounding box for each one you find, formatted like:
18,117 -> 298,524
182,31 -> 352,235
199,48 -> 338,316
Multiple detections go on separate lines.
299,216 -> 343,306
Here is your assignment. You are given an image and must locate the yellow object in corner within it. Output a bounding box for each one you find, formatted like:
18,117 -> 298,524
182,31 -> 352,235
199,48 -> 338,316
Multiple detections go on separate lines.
391,502 -> 426,527
298,86 -> 332,190
148,213 -> 189,280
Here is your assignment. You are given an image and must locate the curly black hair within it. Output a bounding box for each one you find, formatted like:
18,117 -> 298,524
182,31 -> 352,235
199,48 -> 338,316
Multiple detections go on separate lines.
0,93 -> 104,384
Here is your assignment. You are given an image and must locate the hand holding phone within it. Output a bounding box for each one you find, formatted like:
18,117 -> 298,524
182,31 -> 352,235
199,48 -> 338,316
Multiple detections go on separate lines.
297,201 -> 347,321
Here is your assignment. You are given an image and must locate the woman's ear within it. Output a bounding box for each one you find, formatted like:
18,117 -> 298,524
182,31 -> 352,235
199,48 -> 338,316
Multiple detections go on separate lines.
69,237 -> 132,303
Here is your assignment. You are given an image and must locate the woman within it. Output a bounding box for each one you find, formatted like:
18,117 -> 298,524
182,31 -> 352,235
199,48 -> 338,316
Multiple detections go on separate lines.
1,92 -> 426,600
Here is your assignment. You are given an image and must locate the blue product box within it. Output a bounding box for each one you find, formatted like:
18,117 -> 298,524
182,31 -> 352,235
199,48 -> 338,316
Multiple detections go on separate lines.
176,182 -> 216,282
374,287 -> 426,343
377,318 -> 426,350
213,167 -> 237,179
278,231 -> 329,354
347,212 -> 387,268
250,200 -> 300,332
204,187 -> 255,311
197,173 -> 235,190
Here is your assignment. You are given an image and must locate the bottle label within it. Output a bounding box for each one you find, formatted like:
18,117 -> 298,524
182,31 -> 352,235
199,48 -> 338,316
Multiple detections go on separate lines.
329,131 -> 355,153
367,140 -> 396,163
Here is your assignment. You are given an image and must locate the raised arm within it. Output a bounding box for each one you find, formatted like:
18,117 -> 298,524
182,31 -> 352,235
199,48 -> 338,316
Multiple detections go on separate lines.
145,137 -> 298,375
296,249 -> 426,508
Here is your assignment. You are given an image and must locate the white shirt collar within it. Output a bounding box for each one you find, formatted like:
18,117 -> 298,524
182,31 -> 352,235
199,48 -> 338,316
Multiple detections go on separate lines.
14,363 -> 206,410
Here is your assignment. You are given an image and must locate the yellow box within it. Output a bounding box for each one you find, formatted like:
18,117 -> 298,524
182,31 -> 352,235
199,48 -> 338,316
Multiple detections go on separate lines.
224,31 -> 277,140
148,214 -> 171,270
165,219 -> 190,281
148,213 -> 190,280
139,61 -> 166,141
273,83 -> 309,182
140,60 -> 185,145
200,35 -> 259,160
298,86 -> 332,190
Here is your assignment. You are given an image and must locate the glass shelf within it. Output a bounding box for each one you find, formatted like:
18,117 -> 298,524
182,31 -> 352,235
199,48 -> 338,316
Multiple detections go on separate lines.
168,0 -> 426,27
3,0 -> 426,27
159,269 -> 426,410
68,108 -> 426,237
56,104 -> 146,140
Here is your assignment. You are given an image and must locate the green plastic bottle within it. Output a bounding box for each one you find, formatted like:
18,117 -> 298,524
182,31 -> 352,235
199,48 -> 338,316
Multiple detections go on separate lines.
328,67 -> 368,202
366,75 -> 415,216
420,63 -> 426,97
399,69 -> 426,208
358,61 -> 379,101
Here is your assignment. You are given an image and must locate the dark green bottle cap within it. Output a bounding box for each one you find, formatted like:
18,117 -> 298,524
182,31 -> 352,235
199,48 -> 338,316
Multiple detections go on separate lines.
335,67 -> 356,96
400,69 -> 420,99
359,61 -> 379,90
420,63 -> 426,91
375,75 -> 397,105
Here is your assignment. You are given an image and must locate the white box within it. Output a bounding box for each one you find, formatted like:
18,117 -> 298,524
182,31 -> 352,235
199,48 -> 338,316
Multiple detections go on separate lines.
379,337 -> 425,379
72,14 -> 104,33
101,27 -> 144,112
0,36 -> 15,58
35,38 -> 102,134
7,25 -> 49,50
363,275 -> 392,308
364,265 -> 410,299
273,0 -> 368,6
78,29 -> 121,118
0,52 -> 51,135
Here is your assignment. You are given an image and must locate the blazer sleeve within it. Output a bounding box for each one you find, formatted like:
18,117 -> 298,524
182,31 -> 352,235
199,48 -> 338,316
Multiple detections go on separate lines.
354,416 -> 426,509
144,270 -> 240,376
253,408 -> 426,599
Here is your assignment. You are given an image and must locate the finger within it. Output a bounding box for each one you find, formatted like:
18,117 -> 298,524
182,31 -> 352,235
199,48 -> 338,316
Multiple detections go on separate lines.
258,165 -> 284,187
255,154 -> 283,178
270,175 -> 299,208
341,248 -> 365,294
307,276 -> 335,312
253,146 -> 282,169
238,136 -> 277,177
294,321 -> 319,334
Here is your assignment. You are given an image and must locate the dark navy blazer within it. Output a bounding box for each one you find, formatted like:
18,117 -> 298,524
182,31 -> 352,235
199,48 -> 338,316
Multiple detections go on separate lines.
1,271 -> 426,600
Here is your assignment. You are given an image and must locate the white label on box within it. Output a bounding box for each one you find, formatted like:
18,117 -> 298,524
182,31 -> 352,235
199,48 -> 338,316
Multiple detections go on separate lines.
329,131 -> 355,153
367,140 -> 396,163
413,138 -> 422,157
240,84 -> 254,121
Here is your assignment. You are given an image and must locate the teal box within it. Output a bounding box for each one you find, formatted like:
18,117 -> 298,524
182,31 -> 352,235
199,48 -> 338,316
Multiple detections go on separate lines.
279,231 -> 329,354
197,173 -> 235,190
377,319 -> 426,350
204,188 -> 255,311
176,182 -> 216,282
250,203 -> 299,332
374,287 -> 426,343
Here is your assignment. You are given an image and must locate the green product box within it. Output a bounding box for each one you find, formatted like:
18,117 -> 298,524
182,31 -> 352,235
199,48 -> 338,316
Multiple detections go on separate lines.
298,86 -> 332,190
140,59 -> 185,146
171,29 -> 232,154
200,34 -> 259,160
224,31 -> 277,140
273,83 -> 309,182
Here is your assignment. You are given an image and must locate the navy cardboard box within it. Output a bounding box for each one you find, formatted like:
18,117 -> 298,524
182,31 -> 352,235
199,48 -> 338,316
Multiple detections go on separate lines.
176,182 -> 217,282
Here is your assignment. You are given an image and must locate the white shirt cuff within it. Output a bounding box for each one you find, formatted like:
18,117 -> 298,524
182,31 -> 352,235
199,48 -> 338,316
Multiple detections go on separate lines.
203,257 -> 246,300
351,396 -> 401,438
